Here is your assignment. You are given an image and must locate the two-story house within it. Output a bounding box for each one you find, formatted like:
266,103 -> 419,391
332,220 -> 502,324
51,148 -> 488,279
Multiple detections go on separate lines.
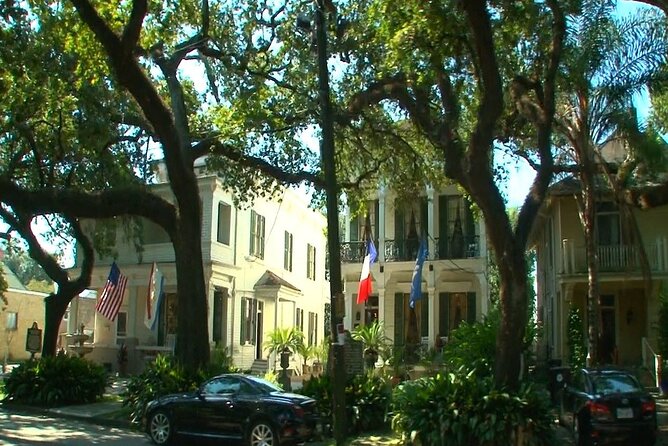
73,161 -> 330,374
534,175 -> 668,368
340,185 -> 490,353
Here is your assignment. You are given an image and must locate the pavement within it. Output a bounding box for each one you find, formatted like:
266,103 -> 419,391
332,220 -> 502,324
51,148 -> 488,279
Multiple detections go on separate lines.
3,375 -> 668,444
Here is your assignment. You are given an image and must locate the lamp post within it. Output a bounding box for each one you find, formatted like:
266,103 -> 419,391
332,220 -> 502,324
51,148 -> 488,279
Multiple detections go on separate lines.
312,1 -> 346,443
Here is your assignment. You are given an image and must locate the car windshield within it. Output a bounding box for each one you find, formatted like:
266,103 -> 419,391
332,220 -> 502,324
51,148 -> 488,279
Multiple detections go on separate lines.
245,376 -> 284,393
592,373 -> 642,395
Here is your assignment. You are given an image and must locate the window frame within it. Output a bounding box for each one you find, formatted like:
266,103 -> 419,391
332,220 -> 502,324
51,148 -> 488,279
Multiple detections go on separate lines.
217,201 -> 232,245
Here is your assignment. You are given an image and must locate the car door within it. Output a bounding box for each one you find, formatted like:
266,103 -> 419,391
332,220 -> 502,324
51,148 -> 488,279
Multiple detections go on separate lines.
198,376 -> 240,439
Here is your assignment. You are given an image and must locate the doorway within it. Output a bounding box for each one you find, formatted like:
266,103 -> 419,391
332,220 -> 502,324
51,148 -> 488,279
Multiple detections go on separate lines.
255,301 -> 264,359
598,295 -> 616,364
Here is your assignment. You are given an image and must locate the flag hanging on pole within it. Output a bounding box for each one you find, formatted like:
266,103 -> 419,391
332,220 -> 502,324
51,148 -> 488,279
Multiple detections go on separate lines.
356,238 -> 378,304
144,262 -> 165,330
96,262 -> 128,321
409,238 -> 428,309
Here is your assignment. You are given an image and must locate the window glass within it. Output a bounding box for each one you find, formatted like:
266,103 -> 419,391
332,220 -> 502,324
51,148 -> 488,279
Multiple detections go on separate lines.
592,374 -> 641,395
203,377 -> 240,395
217,202 -> 232,245
6,312 -> 18,331
116,312 -> 127,338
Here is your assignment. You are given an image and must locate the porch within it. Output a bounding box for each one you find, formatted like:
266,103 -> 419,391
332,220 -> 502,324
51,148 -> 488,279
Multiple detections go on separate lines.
561,237 -> 668,274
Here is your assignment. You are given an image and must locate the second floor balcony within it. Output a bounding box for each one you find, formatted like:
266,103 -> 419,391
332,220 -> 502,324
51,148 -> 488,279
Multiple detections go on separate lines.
561,238 -> 668,274
340,235 -> 480,263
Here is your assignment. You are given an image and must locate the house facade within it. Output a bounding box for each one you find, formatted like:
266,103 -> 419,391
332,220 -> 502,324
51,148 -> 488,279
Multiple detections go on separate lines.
71,165 -> 330,374
534,182 -> 668,367
340,185 -> 490,353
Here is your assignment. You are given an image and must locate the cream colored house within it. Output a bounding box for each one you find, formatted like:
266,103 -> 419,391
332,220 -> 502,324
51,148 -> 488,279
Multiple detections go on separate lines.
71,163 -> 330,374
340,185 -> 490,353
533,178 -> 668,367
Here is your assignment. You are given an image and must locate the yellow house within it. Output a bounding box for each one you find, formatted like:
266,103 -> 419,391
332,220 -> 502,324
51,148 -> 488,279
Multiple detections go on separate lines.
534,177 -> 668,369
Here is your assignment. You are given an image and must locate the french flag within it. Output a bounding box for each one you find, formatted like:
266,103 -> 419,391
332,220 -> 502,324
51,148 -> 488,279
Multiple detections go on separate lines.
356,239 -> 378,304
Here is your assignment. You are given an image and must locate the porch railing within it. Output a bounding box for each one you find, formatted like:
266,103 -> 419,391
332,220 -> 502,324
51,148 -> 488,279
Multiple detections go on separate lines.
641,337 -> 661,389
562,238 -> 668,274
340,236 -> 480,263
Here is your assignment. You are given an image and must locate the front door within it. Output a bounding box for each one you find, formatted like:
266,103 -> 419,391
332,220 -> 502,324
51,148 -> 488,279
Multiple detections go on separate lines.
598,295 -> 616,364
255,301 -> 264,358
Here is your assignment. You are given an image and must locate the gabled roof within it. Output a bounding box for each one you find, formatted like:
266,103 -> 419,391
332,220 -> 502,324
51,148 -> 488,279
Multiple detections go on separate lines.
2,262 -> 26,291
254,270 -> 301,292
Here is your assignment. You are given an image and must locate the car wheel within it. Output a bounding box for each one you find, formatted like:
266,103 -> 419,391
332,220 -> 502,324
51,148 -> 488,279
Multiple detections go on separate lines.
573,415 -> 591,446
248,420 -> 277,446
148,410 -> 173,445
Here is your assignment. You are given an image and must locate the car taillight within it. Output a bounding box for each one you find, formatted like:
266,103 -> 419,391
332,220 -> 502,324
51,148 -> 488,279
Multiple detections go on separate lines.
292,405 -> 305,418
586,401 -> 613,420
642,400 -> 656,415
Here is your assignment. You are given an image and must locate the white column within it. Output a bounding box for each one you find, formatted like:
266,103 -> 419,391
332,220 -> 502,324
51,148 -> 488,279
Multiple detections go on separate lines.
427,187 -> 435,256
428,286 -> 436,346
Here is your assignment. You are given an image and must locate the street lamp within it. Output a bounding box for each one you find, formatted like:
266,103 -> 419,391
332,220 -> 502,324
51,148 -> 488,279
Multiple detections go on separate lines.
298,2 -> 346,444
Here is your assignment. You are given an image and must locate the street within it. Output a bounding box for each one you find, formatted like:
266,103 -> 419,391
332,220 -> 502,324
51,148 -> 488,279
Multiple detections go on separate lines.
0,409 -> 149,446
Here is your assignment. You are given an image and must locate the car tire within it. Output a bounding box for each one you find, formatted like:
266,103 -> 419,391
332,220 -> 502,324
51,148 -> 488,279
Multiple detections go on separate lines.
573,415 -> 591,446
148,410 -> 173,445
248,420 -> 277,446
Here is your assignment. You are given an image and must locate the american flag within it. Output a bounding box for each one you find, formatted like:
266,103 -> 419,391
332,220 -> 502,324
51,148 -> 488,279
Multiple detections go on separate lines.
96,262 -> 128,321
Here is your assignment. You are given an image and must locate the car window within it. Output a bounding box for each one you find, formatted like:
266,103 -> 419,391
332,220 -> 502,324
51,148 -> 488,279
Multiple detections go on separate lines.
245,375 -> 283,393
202,377 -> 241,395
592,374 -> 641,395
572,370 -> 585,391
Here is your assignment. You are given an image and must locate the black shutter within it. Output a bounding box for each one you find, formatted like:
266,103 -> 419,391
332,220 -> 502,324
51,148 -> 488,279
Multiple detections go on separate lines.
213,290 -> 223,343
467,292 -> 476,324
420,197 -> 429,238
373,199 -> 380,242
438,195 -> 448,259
240,298 -> 247,345
420,293 -> 429,337
250,211 -> 256,255
395,204 -> 405,259
394,292 -> 404,346
439,292 -> 450,336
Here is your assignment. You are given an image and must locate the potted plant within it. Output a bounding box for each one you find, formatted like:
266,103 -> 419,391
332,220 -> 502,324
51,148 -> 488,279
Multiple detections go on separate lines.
351,321 -> 389,370
295,334 -> 316,376
264,327 -> 303,370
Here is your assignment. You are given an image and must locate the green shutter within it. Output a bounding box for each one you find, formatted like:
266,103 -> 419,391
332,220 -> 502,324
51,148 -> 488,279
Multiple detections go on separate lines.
420,197 -> 428,238
373,199 -> 380,241
438,195 -> 448,259
250,211 -> 256,255
350,216 -> 359,242
213,290 -> 223,343
394,292 -> 404,346
439,292 -> 450,336
240,298 -> 247,345
467,292 -> 476,324
395,204 -> 405,259
420,292 -> 429,337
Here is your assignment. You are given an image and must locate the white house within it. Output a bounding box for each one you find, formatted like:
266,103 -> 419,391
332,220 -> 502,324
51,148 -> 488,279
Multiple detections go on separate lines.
70,162 -> 330,374
340,185 -> 490,353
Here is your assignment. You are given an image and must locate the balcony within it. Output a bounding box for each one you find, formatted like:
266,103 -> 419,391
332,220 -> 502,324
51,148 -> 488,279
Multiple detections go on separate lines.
562,239 -> 668,274
339,235 -> 480,263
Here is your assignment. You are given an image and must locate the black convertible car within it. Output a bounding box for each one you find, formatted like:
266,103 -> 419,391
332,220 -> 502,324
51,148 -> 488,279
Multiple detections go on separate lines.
560,367 -> 657,446
144,373 -> 319,446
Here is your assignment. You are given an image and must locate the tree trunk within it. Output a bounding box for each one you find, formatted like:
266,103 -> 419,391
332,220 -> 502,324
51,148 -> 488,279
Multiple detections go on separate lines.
495,244 -> 529,388
173,199 -> 210,370
42,291 -> 72,357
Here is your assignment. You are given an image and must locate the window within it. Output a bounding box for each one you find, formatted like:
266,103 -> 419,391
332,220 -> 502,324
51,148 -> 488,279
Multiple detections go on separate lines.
116,312 -> 127,339
308,311 -> 318,346
240,297 -> 259,345
217,202 -> 232,245
250,211 -> 266,259
296,308 -> 304,332
284,231 -> 293,272
307,244 -> 316,280
6,312 -> 18,331
596,202 -> 621,246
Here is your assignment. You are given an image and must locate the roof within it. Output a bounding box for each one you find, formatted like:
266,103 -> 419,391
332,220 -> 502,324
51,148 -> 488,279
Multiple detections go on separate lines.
2,262 -> 26,290
254,270 -> 301,292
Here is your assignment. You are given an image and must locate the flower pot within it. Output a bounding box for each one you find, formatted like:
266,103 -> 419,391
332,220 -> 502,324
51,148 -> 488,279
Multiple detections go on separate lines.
280,350 -> 291,369
364,349 -> 378,369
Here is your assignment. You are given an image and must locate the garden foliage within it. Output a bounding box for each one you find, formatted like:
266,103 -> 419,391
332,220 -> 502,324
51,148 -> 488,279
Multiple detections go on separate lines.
4,354 -> 106,406
567,306 -> 586,369
391,369 -> 555,446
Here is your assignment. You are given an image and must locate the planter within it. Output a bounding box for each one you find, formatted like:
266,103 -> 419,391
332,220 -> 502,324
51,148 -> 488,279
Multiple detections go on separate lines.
280,350 -> 291,369
364,349 -> 378,370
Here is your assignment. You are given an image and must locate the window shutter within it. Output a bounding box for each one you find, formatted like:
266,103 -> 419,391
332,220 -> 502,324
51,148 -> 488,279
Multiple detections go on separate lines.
250,211 -> 256,255
420,292 -> 429,337
373,199 -> 380,241
420,197 -> 428,237
439,292 -> 450,336
467,292 -> 476,324
240,298 -> 247,345
394,292 -> 405,346
438,195 -> 448,259
350,216 -> 359,242
395,204 -> 405,259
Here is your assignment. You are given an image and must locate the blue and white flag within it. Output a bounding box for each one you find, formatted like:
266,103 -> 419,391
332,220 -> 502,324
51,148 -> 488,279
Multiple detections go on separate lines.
409,238 -> 428,309
144,262 -> 165,330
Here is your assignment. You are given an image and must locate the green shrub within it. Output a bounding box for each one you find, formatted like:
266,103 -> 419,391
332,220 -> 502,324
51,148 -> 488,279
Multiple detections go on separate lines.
4,354 -> 106,406
567,306 -> 586,369
298,371 -> 392,435
123,354 -> 212,423
391,369 -> 555,446
442,308 -> 500,378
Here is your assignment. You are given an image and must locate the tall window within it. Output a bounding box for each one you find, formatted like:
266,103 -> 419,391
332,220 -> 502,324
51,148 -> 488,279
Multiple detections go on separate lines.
596,202 -> 621,246
308,311 -> 318,346
116,312 -> 128,339
6,312 -> 17,331
284,231 -> 293,272
250,210 -> 266,259
240,297 -> 258,345
349,200 -> 380,242
217,202 -> 232,245
307,244 -> 316,280
296,308 -> 304,332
